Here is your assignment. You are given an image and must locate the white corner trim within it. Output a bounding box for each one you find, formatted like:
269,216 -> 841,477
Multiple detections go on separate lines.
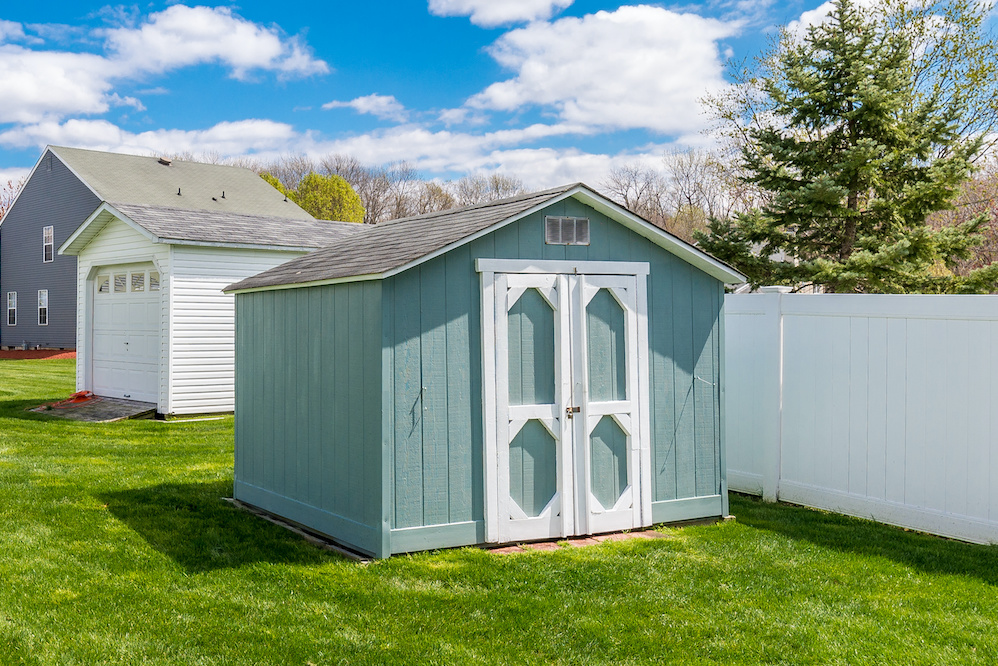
476,258 -> 650,276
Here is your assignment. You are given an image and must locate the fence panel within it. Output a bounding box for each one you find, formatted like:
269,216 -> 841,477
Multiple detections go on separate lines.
725,294 -> 998,545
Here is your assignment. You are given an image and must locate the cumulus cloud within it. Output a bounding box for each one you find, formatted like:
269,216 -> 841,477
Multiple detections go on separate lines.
0,118 -> 298,158
0,20 -> 26,43
428,0 -> 574,27
465,5 -> 740,134
103,5 -> 329,79
322,94 -> 409,122
0,6 -> 328,125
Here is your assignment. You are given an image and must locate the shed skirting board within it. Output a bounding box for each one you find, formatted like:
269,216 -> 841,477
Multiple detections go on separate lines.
234,481 -> 382,557
651,495 -> 724,524
779,481 -> 998,545
727,470 -> 765,496
390,521 -> 486,555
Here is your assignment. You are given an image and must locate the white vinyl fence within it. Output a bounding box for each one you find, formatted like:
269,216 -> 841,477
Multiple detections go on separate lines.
725,293 -> 998,544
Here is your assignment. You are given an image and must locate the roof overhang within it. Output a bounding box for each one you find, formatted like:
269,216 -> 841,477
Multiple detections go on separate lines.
226,184 -> 745,294
60,202 -> 324,256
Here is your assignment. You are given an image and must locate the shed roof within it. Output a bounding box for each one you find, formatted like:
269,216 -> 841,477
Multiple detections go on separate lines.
49,145 -> 314,221
60,202 -> 364,255
225,183 -> 745,292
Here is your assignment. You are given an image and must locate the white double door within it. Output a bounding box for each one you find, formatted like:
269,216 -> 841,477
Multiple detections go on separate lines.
488,268 -> 650,543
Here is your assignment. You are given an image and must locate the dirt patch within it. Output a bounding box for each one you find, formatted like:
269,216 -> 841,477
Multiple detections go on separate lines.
0,350 -> 76,360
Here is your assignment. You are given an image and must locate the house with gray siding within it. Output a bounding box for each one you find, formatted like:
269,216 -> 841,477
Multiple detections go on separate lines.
225,184 -> 745,557
0,145 -> 317,351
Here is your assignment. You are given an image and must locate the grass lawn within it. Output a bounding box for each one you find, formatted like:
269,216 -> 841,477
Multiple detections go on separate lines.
1,359 -> 996,665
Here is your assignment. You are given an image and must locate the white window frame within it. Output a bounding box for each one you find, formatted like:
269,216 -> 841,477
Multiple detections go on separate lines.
43,226 -> 54,263
37,290 -> 48,326
6,292 -> 15,326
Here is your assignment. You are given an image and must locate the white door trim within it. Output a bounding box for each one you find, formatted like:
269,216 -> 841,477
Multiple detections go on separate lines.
479,259 -> 651,543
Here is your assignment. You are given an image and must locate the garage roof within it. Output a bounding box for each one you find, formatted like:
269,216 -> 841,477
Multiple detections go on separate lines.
60,202 -> 365,255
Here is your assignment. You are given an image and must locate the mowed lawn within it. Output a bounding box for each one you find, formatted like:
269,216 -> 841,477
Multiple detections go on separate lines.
1,360 -> 997,665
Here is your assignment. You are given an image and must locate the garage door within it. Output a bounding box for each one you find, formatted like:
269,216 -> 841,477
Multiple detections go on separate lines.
92,266 -> 160,404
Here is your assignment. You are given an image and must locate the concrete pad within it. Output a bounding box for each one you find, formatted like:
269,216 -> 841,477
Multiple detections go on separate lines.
30,396 -> 156,422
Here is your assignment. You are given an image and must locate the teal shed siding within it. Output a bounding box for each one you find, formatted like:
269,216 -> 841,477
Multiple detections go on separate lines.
234,281 -> 385,557
233,196 -> 726,557
383,198 -> 725,553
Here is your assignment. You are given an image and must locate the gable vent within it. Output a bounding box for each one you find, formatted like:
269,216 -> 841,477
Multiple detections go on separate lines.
544,216 -> 590,245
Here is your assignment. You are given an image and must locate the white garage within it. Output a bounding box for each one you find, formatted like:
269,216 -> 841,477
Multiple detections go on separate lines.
62,202 -> 363,415
91,264 -> 160,403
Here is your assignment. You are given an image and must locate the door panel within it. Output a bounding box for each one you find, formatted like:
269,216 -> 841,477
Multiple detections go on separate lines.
491,269 -> 647,543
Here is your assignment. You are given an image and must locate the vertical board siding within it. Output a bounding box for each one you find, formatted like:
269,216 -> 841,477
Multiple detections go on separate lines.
233,282 -> 383,555
726,293 -> 998,545
385,204 -> 725,531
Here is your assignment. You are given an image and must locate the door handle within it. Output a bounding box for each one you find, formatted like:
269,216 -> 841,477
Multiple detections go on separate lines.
566,406 -> 580,419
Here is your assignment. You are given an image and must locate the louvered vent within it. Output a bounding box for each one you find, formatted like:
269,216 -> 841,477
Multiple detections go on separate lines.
544,216 -> 591,245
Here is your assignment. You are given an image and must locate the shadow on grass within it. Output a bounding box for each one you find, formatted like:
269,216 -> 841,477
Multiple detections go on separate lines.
730,493 -> 998,585
0,398 -> 68,420
100,480 -> 337,573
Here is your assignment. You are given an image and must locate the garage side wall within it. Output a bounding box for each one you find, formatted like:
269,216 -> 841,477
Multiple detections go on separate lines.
234,282 -> 385,557
168,245 -> 307,414
73,218 -> 169,405
384,199 -> 725,553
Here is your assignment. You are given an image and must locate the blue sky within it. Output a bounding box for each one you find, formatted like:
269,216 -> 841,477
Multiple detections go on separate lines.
0,0 -> 827,188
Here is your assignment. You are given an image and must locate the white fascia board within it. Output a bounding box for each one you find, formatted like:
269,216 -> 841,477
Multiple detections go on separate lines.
0,147 -> 98,229
59,201 -> 159,255
47,146 -> 103,201
224,272 -> 383,295
382,185 -> 745,285
567,188 -> 747,284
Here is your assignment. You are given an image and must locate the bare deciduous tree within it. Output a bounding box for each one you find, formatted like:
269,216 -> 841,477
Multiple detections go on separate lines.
0,178 -> 25,220
453,173 -> 525,206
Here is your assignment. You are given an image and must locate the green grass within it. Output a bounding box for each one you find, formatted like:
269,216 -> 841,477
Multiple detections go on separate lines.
1,359 -> 997,664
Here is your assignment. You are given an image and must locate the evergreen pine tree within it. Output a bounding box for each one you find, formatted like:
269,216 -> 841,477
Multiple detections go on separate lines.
697,0 -> 998,293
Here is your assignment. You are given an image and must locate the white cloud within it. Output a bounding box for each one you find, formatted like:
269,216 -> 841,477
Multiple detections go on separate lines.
103,5 -> 328,79
0,166 -> 30,184
322,94 -> 409,122
0,20 -> 26,43
466,5 -> 740,135
0,46 -> 118,123
0,7 -> 328,125
0,118 -> 298,158
428,0 -> 574,27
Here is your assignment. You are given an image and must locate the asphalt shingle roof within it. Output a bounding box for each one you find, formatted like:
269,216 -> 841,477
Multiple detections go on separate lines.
111,203 -> 365,249
226,184 -> 578,291
51,145 -> 314,221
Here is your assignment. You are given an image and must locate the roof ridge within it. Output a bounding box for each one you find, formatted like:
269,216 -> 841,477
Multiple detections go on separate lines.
378,183 -> 579,227
111,202 -> 368,229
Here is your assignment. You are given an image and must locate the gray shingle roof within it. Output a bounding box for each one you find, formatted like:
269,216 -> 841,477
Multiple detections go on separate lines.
111,203 -> 365,249
50,145 -> 314,220
225,184 -> 578,291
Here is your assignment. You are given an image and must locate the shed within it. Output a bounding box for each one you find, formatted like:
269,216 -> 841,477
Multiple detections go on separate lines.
60,200 -> 363,415
225,184 -> 745,557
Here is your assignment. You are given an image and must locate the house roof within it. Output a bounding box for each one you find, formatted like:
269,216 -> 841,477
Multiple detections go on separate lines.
225,183 -> 745,293
49,145 -> 314,221
60,202 -> 365,255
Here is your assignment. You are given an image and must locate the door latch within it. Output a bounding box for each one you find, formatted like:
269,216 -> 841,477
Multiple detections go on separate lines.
566,406 -> 581,419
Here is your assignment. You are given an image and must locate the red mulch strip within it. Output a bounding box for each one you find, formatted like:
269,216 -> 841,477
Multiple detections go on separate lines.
0,350 -> 76,360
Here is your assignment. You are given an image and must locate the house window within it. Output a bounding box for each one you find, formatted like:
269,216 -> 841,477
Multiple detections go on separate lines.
113,274 -> 127,293
38,290 -> 48,326
149,272 -> 160,292
97,276 -> 110,293
544,216 -> 591,245
43,226 -> 54,263
6,292 -> 15,326
131,272 -> 145,292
